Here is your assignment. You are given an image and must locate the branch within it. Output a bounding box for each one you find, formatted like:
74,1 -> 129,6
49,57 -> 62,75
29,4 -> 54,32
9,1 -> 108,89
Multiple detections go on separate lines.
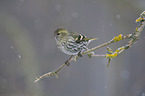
34,11 -> 145,83
105,11 -> 145,67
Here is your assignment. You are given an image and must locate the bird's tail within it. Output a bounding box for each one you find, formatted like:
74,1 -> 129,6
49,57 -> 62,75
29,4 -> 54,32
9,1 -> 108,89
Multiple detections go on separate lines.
90,38 -> 98,41
88,38 -> 98,43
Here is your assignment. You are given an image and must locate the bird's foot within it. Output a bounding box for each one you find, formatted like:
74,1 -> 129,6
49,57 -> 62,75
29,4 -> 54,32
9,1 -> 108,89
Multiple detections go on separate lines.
65,60 -> 70,66
78,51 -> 83,57
65,55 -> 73,66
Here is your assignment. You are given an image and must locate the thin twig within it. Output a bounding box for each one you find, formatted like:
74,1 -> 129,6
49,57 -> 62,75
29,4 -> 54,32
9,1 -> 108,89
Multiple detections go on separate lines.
91,54 -> 106,57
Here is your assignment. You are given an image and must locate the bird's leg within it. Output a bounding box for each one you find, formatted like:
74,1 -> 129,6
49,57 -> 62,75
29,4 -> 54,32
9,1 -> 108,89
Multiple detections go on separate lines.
65,55 -> 73,66
78,47 -> 88,57
78,51 -> 83,57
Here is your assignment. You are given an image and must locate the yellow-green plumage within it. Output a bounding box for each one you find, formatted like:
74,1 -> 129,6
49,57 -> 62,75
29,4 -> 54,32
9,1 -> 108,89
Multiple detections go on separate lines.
54,28 -> 97,55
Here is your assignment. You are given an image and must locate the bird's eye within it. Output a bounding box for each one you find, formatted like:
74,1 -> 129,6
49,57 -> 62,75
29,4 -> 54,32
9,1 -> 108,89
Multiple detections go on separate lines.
57,33 -> 60,35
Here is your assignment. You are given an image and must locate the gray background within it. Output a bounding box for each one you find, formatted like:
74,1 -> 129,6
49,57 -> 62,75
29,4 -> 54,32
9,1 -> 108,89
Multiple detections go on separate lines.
0,0 -> 145,96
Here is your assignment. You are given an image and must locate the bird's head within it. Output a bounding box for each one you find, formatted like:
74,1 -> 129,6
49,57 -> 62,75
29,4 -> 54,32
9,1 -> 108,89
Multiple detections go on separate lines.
54,28 -> 69,41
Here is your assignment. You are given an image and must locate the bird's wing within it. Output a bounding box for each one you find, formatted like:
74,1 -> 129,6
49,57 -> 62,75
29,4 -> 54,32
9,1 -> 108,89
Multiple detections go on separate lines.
70,32 -> 91,43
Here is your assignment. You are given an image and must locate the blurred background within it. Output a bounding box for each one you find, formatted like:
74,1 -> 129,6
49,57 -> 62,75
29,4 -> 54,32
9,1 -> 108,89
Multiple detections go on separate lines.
0,0 -> 145,96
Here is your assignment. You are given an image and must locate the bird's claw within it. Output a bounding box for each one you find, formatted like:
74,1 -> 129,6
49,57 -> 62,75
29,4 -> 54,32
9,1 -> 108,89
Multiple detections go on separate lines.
78,51 -> 83,57
65,60 -> 70,66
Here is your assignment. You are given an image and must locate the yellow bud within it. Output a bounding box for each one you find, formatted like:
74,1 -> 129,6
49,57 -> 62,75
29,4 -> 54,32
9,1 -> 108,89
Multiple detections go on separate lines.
136,17 -> 142,23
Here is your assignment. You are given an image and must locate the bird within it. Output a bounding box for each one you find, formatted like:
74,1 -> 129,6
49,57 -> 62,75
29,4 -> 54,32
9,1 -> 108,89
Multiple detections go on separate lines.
54,28 -> 97,66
